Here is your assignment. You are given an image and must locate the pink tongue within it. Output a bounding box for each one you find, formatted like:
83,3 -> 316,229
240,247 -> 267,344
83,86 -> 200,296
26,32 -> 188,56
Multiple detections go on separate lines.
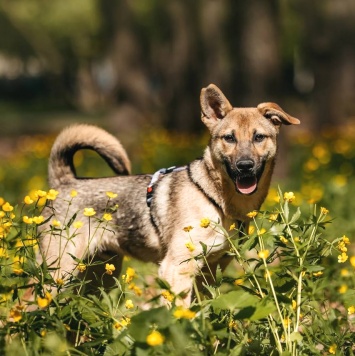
236,177 -> 257,194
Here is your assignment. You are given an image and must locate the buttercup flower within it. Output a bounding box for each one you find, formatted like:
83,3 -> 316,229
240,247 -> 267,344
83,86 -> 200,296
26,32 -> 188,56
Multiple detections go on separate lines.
320,207 -> 329,215
229,223 -> 236,231
338,252 -> 348,263
258,250 -> 270,260
173,307 -> 196,319
313,271 -> 323,277
46,189 -> 59,200
329,344 -> 337,354
185,241 -> 195,252
246,211 -> 258,218
339,284 -> 348,294
128,283 -> 143,296
52,219 -> 61,227
200,218 -> 210,228
24,196 -> 34,205
234,278 -> 243,286
122,267 -> 136,284
2,202 -> 13,212
77,263 -> 86,272
9,308 -> 22,322
161,290 -> 174,302
73,221 -> 83,229
56,278 -> 64,286
23,216 -> 33,224
32,216 -> 44,224
146,330 -> 165,346
347,305 -> 355,315
106,191 -> 118,199
125,299 -> 134,309
103,213 -> 112,221
34,190 -> 47,199
183,226 -> 193,232
83,208 -> 96,217
70,190 -> 77,197
37,292 -> 53,309
350,256 -> 355,268
105,263 -> 116,275
280,236 -> 288,244
283,192 -> 295,203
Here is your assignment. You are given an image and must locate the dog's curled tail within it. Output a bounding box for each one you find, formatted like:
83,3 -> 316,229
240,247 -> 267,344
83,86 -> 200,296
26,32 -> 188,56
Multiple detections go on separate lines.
48,124 -> 131,187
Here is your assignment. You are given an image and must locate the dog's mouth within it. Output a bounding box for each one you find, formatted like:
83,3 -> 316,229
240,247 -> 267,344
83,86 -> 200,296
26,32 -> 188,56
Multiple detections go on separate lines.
236,175 -> 258,195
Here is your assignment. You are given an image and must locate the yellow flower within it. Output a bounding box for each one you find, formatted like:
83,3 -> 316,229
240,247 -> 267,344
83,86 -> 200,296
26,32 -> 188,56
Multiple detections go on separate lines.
229,223 -> 236,231
340,268 -> 349,277
129,283 -> 143,296
283,317 -> 291,327
313,271 -> 323,277
283,192 -> 295,203
338,252 -> 348,263
146,330 -> 165,346
122,267 -> 136,283
246,211 -> 258,218
77,263 -> 86,272
339,284 -> 348,294
268,213 -> 278,222
105,263 -> 116,275
13,268 -> 24,275
32,216 -> 44,224
52,219 -> 61,227
103,213 -> 112,221
83,207 -> 96,217
173,307 -> 196,320
73,221 -> 83,229
183,226 -> 193,232
280,236 -> 288,244
9,308 -> 22,322
125,299 -> 134,309
258,249 -> 270,260
320,207 -> 329,215
200,218 -> 210,228
70,190 -> 77,198
24,195 -> 34,205
161,290 -> 174,302
185,241 -> 195,252
292,300 -> 297,310
329,344 -> 337,354
2,202 -> 14,212
234,278 -> 243,286
114,317 -> 130,330
342,235 -> 350,245
23,216 -> 33,224
56,278 -> 64,286
0,247 -> 8,258
106,191 -> 118,199
347,305 -> 355,315
37,292 -> 53,309
46,189 -> 59,200
0,211 -> 4,218
34,190 -> 47,199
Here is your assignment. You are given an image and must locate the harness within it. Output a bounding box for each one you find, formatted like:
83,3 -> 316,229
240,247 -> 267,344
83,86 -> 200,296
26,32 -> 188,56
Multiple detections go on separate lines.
146,166 -> 187,207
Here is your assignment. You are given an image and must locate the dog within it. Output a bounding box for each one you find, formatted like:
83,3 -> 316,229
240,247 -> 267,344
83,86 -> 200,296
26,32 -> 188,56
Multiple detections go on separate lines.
33,84 -> 299,307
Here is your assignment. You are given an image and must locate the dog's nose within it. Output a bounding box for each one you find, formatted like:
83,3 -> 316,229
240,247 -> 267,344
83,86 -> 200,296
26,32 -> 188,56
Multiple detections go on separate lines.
236,160 -> 254,173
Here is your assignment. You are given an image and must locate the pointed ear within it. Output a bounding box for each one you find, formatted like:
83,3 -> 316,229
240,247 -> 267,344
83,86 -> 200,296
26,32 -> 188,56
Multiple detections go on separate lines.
200,84 -> 233,126
257,102 -> 300,126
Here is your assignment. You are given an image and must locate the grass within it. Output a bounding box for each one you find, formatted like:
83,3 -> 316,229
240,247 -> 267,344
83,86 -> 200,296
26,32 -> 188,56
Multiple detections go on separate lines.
1,125 -> 355,355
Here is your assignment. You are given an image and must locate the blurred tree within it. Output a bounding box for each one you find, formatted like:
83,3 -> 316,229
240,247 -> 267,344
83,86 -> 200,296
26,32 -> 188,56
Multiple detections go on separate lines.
0,0 -> 354,133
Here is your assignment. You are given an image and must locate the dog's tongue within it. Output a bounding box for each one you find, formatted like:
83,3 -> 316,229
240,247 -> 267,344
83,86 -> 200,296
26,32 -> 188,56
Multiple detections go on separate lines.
236,176 -> 257,195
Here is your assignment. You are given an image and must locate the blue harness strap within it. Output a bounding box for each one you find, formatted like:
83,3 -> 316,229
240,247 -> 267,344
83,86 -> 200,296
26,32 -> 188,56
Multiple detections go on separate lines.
146,166 -> 187,207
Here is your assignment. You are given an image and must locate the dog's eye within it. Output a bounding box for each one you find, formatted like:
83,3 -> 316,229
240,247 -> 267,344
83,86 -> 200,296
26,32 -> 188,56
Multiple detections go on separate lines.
254,134 -> 266,143
223,134 -> 236,143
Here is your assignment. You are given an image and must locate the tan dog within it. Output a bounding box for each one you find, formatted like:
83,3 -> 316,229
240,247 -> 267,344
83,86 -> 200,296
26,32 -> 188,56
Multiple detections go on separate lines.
32,84 -> 299,306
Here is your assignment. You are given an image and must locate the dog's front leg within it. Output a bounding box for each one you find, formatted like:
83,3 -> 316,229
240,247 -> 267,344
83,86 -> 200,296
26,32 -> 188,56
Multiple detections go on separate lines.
159,254 -> 201,307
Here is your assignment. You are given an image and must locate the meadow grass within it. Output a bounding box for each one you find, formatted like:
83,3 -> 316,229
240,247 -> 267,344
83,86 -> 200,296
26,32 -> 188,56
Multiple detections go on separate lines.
1,126 -> 355,355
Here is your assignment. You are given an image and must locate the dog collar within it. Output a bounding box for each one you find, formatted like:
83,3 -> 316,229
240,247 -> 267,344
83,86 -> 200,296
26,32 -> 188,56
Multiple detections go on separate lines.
146,166 -> 187,207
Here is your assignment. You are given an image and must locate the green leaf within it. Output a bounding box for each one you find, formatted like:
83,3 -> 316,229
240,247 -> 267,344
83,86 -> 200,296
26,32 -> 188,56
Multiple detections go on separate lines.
211,290 -> 258,311
290,331 -> 303,342
250,300 -> 276,321
289,207 -> 301,224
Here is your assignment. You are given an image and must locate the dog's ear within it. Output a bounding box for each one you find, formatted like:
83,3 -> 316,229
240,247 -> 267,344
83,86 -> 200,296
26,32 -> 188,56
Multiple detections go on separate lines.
257,102 -> 300,126
200,84 -> 233,127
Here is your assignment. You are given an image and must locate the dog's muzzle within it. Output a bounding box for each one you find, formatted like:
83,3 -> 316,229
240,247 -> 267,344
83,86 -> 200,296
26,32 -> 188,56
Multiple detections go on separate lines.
235,159 -> 258,195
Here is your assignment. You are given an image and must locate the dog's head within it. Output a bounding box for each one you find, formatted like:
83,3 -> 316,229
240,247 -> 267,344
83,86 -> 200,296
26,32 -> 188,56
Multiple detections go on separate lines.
200,84 -> 300,195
